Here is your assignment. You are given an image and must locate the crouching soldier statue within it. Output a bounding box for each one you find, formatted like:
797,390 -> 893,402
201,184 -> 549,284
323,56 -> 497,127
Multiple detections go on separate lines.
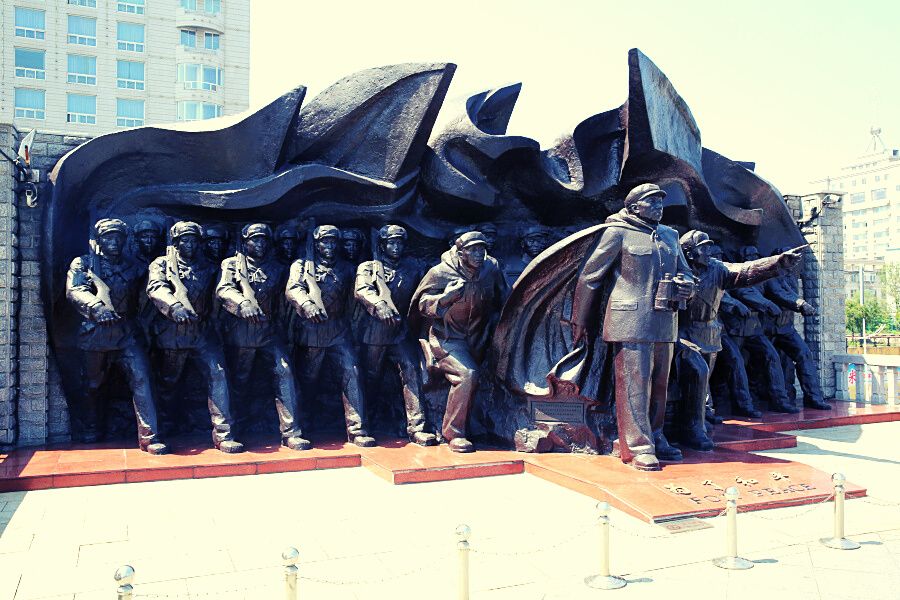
66,218 -> 167,454
355,225 -> 437,446
146,221 -> 244,453
217,223 -> 309,450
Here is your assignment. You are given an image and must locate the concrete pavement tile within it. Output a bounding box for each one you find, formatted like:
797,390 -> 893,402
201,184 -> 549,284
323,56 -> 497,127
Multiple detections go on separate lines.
0,531 -> 33,553
808,542 -> 898,574
0,571 -> 22,600
127,550 -> 235,584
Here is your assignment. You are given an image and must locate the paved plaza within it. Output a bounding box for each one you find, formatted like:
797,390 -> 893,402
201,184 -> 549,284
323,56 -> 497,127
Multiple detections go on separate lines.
1,422 -> 899,600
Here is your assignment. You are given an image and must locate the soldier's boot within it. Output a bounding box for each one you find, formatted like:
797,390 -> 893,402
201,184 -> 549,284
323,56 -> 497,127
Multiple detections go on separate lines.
352,435 -> 377,448
678,421 -> 715,452
804,396 -> 832,411
732,402 -> 763,419
449,437 -> 474,453
629,453 -> 660,472
284,436 -> 312,451
216,440 -> 245,454
411,431 -> 437,447
142,442 -> 169,455
769,399 -> 801,414
653,431 -> 683,462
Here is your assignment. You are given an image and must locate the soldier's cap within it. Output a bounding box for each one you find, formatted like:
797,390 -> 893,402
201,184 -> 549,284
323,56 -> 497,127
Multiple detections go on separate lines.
133,219 -> 162,235
341,228 -> 364,241
679,230 -> 714,251
739,245 -> 760,258
521,225 -> 549,239
476,222 -> 498,234
241,223 -> 273,239
313,225 -> 341,240
379,224 -> 407,241
274,224 -> 299,240
202,223 -> 230,240
94,218 -> 128,237
624,183 -> 666,207
455,231 -> 489,250
170,221 -> 202,239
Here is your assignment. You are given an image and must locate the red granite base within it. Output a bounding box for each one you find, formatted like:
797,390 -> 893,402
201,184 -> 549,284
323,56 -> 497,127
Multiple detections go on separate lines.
0,401 -> 893,522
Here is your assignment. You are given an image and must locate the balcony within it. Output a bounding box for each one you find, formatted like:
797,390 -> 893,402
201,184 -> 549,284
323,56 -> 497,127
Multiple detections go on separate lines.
175,7 -> 224,34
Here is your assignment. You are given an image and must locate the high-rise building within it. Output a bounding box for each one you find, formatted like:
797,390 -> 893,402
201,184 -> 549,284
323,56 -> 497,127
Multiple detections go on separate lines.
3,0 -> 249,135
811,130 -> 900,300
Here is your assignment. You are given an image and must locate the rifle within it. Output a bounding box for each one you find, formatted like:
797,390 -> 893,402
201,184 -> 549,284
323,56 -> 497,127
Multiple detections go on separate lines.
370,228 -> 398,315
235,250 -> 262,315
166,243 -> 196,315
304,223 -> 326,317
88,239 -> 114,310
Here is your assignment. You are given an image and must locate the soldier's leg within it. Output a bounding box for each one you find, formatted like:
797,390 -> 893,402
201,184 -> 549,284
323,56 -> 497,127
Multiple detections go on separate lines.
361,344 -> 388,420
704,352 -> 724,425
225,345 -> 256,434
267,342 -> 306,446
780,347 -> 798,406
193,340 -> 241,450
744,334 -> 797,413
294,345 -> 325,397
79,351 -> 110,442
716,334 -> 760,417
672,345 -> 714,451
613,342 -> 656,468
390,341 -> 434,444
156,349 -> 189,434
116,344 -> 165,452
774,330 -> 829,409
436,341 -> 479,451
329,343 -> 373,445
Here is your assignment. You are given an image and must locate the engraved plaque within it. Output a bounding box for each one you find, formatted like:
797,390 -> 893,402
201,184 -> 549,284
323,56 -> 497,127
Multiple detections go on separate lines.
531,401 -> 586,424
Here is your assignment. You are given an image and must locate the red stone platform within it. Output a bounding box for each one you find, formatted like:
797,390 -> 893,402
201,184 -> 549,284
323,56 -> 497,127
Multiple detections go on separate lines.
0,401 -> 894,522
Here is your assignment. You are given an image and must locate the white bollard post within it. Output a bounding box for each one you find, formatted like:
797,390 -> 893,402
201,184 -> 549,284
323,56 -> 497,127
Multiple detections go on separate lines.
114,565 -> 135,600
283,547 -> 299,600
712,487 -> 754,570
456,524 -> 470,600
584,501 -> 627,590
820,473 -> 861,550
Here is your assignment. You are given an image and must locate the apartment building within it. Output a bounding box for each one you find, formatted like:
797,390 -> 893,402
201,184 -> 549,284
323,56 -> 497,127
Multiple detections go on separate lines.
3,0 -> 249,135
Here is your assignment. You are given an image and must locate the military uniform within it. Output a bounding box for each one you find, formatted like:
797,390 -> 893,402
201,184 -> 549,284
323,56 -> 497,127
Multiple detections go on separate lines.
710,292 -> 762,417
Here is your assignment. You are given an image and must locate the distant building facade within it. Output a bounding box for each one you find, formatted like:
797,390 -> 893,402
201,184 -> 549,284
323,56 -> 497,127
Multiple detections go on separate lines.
2,0 -> 250,135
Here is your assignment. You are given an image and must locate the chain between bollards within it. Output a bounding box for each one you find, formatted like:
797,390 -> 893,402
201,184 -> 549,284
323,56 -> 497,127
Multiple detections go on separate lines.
283,546 -> 299,600
584,501 -> 627,590
114,565 -> 135,600
712,487 -> 754,570
820,473 -> 861,550
456,524 -> 471,600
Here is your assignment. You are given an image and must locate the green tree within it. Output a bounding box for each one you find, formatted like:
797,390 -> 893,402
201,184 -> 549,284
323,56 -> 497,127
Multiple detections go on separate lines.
878,262 -> 900,325
846,296 -> 889,334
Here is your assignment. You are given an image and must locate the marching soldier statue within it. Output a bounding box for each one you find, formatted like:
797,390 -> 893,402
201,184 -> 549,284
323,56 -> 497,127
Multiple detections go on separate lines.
146,221 -> 244,453
286,225 -> 376,447
202,223 -> 232,266
216,224 -> 310,450
355,225 -> 437,446
274,224 -> 301,266
66,218 -> 167,454
503,225 -> 552,286
341,228 -> 366,264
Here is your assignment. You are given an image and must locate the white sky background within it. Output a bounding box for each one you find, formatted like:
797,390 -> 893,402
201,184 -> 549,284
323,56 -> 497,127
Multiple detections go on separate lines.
249,0 -> 899,194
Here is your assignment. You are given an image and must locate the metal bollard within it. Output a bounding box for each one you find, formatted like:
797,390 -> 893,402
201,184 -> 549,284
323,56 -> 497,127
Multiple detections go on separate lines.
584,501 -> 627,590
820,473 -> 861,550
283,546 -> 299,600
114,565 -> 135,600
456,524 -> 471,600
712,487 -> 754,570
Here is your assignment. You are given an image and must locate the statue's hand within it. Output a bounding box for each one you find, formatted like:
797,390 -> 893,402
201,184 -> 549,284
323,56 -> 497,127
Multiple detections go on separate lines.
735,303 -> 751,318
675,278 -> 695,301
799,300 -> 816,317
300,301 -> 328,323
439,279 -> 466,306
91,304 -> 121,325
238,300 -> 265,323
777,248 -> 804,270
764,302 -> 782,317
170,303 -> 198,324
375,301 -> 401,325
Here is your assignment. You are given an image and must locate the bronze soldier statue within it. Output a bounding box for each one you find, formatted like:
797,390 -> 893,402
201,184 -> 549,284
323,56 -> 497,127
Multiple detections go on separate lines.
673,231 -> 803,451
66,218 -> 167,454
274,224 -> 300,266
146,221 -> 244,453
341,228 -> 366,263
286,225 -> 376,447
202,223 -> 231,265
713,291 -> 764,418
503,225 -> 551,286
355,225 -> 437,446
132,219 -> 164,342
571,184 -> 695,471
410,231 -> 508,452
762,247 -> 829,410
217,224 -> 309,450
727,246 -> 799,413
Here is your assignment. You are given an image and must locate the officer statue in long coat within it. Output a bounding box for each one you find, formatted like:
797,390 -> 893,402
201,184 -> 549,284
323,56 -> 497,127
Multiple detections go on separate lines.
355,225 -> 437,446
146,221 -> 244,453
216,223 -> 309,450
66,218 -> 167,454
286,225 -> 376,447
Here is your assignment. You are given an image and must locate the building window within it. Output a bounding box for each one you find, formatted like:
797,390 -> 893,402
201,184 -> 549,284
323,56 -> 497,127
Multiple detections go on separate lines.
204,32 -> 220,50
181,0 -> 198,9
180,29 -> 196,47
116,98 -> 145,127
14,88 -> 45,120
67,54 -> 97,85
205,0 -> 221,14
15,48 -> 46,80
68,15 -> 97,46
177,63 -> 223,91
118,0 -> 146,15
15,8 -> 45,39
862,177 -> 867,185
67,94 -> 97,124
873,205 -> 889,214
117,60 -> 145,89
839,182 -> 844,189
177,101 -> 222,121
117,22 -> 145,52
876,175 -> 881,182
850,193 -> 865,204
874,218 -> 889,226
851,180 -> 856,186
69,0 -> 98,6
852,221 -> 863,228
872,188 -> 887,201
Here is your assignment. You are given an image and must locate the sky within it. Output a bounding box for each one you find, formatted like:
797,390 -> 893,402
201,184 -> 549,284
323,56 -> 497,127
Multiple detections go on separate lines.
248,0 -> 900,194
